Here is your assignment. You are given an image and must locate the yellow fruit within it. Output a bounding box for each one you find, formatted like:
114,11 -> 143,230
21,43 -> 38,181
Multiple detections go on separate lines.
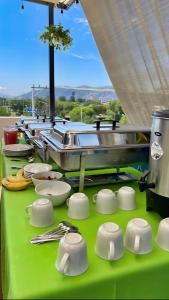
2,179 -> 10,186
2,178 -> 31,191
7,175 -> 31,183
16,169 -> 24,178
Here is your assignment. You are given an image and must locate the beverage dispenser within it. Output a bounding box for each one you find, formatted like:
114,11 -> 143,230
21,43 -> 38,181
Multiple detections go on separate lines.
139,110 -> 169,218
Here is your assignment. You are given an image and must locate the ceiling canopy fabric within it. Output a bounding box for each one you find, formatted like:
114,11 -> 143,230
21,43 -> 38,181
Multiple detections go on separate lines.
81,0 -> 169,126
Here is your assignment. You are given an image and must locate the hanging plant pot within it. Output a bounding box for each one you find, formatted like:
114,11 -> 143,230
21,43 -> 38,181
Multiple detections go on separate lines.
40,24 -> 73,50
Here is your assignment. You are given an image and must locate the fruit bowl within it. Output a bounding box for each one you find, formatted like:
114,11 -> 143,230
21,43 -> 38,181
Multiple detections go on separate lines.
31,171 -> 63,186
24,163 -> 52,178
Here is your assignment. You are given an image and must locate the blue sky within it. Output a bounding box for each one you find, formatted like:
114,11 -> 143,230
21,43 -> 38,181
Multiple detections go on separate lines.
0,0 -> 111,96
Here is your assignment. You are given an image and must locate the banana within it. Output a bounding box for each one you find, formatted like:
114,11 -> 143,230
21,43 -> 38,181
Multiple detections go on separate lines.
2,178 -> 31,191
2,179 -> 10,186
7,175 -> 31,183
2,168 -> 33,191
16,168 -> 24,178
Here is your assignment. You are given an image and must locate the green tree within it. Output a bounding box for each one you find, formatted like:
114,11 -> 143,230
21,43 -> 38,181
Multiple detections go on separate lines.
70,105 -> 95,123
35,97 -> 46,115
0,107 -> 10,116
55,100 -> 77,118
120,114 -> 128,124
69,106 -> 81,121
58,96 -> 66,102
92,103 -> 107,116
70,91 -> 76,102
77,98 -> 85,103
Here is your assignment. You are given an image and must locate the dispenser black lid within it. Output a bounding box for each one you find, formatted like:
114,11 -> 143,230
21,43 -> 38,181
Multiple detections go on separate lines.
153,110 -> 169,118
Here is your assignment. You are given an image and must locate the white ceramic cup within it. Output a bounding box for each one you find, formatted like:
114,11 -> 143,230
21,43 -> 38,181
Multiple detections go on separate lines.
25,198 -> 55,228
125,218 -> 152,255
56,232 -> 88,276
93,189 -> 117,214
156,218 -> 169,252
67,193 -> 90,220
117,186 -> 136,211
95,222 -> 124,261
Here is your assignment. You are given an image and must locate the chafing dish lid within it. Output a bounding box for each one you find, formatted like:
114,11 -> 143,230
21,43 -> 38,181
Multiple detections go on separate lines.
53,123 -> 150,134
28,123 -> 52,130
40,123 -> 150,149
23,116 -> 64,125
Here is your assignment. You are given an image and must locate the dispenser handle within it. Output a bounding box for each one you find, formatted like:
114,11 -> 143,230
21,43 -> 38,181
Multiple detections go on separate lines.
138,170 -> 155,192
140,170 -> 150,182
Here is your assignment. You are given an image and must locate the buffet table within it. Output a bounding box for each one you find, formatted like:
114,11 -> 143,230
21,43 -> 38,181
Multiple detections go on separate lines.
2,154 -> 169,299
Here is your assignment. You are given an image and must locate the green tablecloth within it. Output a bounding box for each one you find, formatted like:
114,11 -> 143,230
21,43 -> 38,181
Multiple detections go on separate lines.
2,155 -> 169,299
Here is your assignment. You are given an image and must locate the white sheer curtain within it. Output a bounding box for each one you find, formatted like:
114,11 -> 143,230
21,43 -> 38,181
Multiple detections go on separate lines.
81,0 -> 169,126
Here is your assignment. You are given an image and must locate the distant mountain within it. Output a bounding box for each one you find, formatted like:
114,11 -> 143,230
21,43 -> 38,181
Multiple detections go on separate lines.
15,85 -> 117,101
0,93 -> 12,99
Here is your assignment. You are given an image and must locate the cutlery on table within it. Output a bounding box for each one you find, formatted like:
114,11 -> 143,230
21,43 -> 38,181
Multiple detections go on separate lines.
10,156 -> 34,163
30,221 -> 79,245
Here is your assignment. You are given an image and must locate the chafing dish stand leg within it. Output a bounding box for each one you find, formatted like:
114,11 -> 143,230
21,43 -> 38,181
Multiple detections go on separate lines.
79,152 -> 86,192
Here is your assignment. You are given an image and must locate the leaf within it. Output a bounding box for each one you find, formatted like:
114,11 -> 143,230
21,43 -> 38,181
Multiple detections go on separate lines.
40,24 -> 73,51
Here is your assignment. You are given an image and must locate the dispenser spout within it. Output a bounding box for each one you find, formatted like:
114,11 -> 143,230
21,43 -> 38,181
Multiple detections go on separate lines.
138,171 -> 155,192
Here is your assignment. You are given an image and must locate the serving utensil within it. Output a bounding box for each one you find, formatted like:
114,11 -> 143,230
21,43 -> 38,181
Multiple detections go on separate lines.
30,221 -> 79,245
10,156 -> 34,163
11,165 -> 25,169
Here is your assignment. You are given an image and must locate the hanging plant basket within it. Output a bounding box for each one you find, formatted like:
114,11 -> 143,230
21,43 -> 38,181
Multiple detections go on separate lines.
40,24 -> 73,50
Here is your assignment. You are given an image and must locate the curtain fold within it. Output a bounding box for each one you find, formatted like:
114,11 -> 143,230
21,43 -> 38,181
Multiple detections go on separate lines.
81,0 -> 169,126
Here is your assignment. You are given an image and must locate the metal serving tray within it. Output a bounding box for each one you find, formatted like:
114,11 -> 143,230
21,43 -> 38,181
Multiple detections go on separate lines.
40,122 -> 150,171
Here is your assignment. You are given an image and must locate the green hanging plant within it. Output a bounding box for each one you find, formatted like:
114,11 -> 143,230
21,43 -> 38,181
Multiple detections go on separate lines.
40,24 -> 73,50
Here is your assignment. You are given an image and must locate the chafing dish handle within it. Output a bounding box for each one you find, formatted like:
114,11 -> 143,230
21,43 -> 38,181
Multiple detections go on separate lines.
33,140 -> 45,150
41,137 -> 61,152
17,127 -> 26,133
65,115 -> 70,121
95,119 -> 117,130
24,130 -> 33,139
43,114 -> 46,123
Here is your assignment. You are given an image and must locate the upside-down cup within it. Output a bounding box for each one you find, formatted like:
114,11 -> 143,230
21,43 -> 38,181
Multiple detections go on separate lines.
56,232 -> 88,276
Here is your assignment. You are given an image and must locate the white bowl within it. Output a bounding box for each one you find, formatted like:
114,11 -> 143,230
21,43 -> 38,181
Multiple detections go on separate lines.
35,181 -> 71,206
31,171 -> 63,186
24,163 -> 52,177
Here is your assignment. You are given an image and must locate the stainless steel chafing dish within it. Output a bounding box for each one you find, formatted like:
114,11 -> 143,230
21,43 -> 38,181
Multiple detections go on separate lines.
39,121 -> 150,168
24,120 -> 86,161
16,115 -> 47,127
17,116 -> 68,138
27,120 -> 84,135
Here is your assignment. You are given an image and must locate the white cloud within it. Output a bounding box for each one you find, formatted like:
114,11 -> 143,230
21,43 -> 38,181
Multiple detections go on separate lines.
67,52 -> 100,62
68,53 -> 87,60
74,17 -> 89,26
84,31 -> 91,35
0,86 -> 6,90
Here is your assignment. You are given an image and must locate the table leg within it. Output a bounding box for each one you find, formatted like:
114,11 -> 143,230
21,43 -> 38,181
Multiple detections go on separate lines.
79,153 -> 86,192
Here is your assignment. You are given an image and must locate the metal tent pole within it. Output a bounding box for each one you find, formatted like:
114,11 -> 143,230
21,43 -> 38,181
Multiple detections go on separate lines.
31,84 -> 35,117
48,4 -> 55,121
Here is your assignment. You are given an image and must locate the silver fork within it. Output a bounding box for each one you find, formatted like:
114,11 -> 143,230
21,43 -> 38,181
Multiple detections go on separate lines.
30,221 -> 79,245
